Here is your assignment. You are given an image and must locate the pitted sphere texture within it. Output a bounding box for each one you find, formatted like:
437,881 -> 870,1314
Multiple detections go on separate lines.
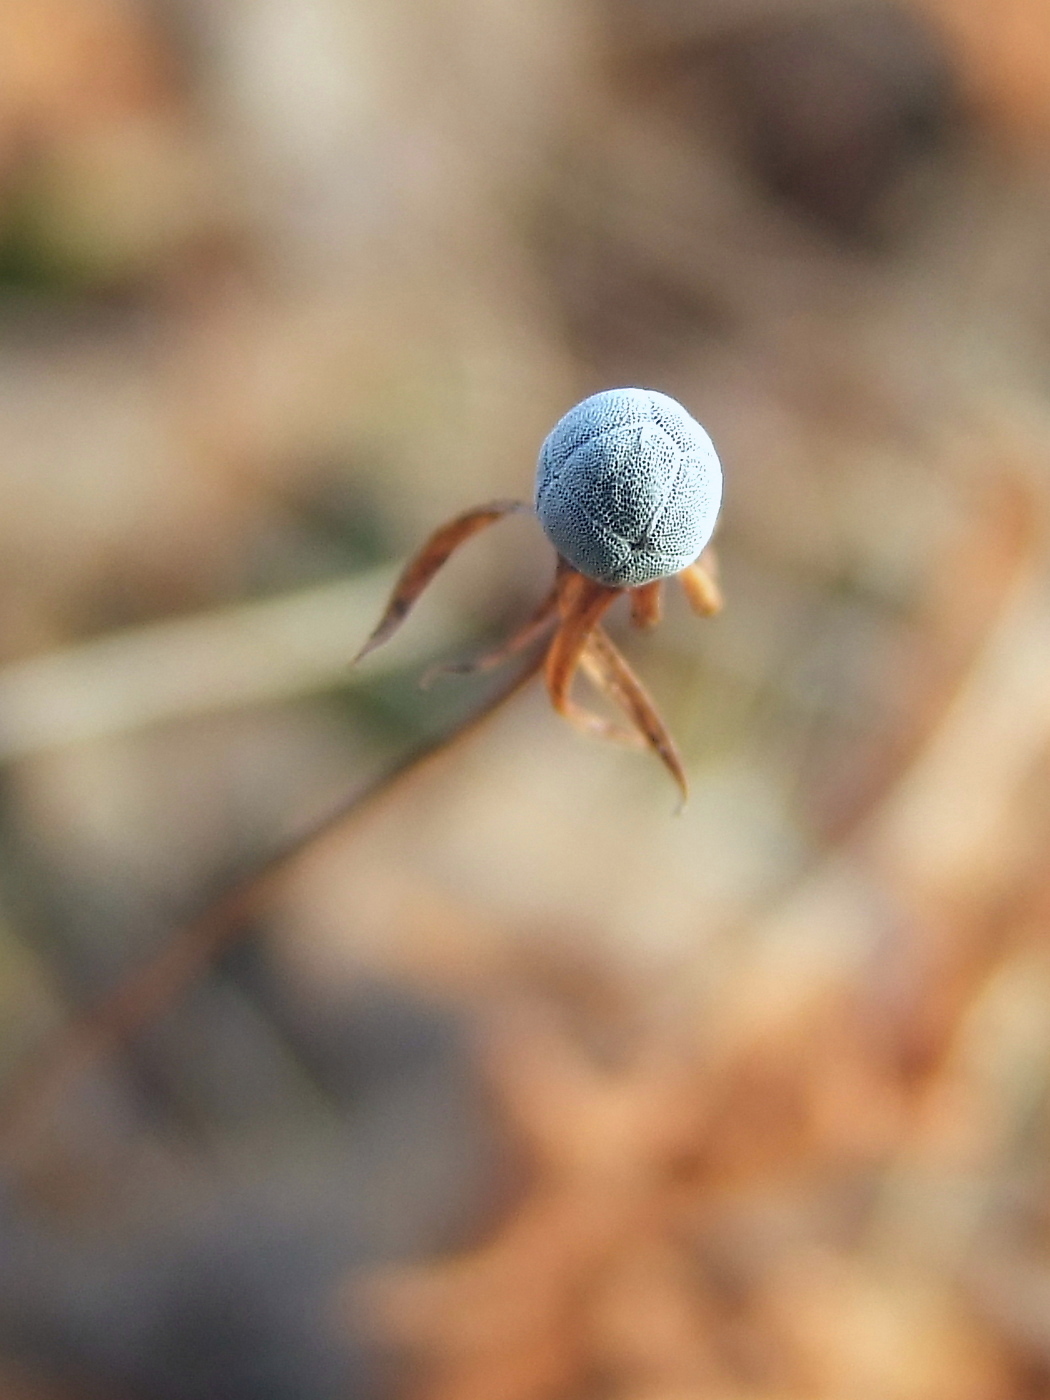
535,388 -> 722,587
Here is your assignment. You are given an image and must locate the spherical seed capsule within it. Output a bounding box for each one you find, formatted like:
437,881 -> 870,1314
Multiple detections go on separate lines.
535,388 -> 722,588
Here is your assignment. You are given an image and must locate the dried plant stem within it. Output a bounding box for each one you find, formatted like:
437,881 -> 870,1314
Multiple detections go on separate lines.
0,652 -> 545,1173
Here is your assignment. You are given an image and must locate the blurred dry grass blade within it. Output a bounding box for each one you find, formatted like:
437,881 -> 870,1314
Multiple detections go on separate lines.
0,567 -> 457,760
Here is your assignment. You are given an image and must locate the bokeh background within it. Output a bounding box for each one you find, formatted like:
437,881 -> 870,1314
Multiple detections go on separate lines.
1,0 -> 1050,1396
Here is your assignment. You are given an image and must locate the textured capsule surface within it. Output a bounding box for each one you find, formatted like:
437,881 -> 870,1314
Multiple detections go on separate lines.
535,388 -> 722,587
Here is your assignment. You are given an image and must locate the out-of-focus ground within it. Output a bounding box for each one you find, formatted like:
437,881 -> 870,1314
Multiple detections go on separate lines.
1,0 -> 1050,1396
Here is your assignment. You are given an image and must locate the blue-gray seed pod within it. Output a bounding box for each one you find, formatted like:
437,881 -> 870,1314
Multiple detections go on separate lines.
535,388 -> 722,587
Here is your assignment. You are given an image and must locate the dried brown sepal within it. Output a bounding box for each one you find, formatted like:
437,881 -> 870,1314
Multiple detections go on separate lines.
421,582 -> 560,689
576,644 -> 649,750
352,500 -> 530,663
582,626 -> 689,805
569,642 -> 647,750
629,580 -> 664,630
678,554 -> 723,617
544,568 -> 621,737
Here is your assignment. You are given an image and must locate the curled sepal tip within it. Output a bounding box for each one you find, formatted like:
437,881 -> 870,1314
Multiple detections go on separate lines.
352,500 -> 530,664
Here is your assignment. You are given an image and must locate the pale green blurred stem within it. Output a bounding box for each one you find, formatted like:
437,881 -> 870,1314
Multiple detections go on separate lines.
0,565 -> 459,760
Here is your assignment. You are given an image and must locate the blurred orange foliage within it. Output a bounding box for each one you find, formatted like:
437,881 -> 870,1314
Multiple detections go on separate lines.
913,0 -> 1050,143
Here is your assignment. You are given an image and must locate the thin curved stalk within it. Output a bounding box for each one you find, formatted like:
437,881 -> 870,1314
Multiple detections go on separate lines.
0,650 -> 545,1173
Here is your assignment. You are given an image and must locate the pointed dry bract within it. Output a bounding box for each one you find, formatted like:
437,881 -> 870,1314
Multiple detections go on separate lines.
353,500 -> 530,663
582,627 -> 689,804
574,643 -> 650,750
